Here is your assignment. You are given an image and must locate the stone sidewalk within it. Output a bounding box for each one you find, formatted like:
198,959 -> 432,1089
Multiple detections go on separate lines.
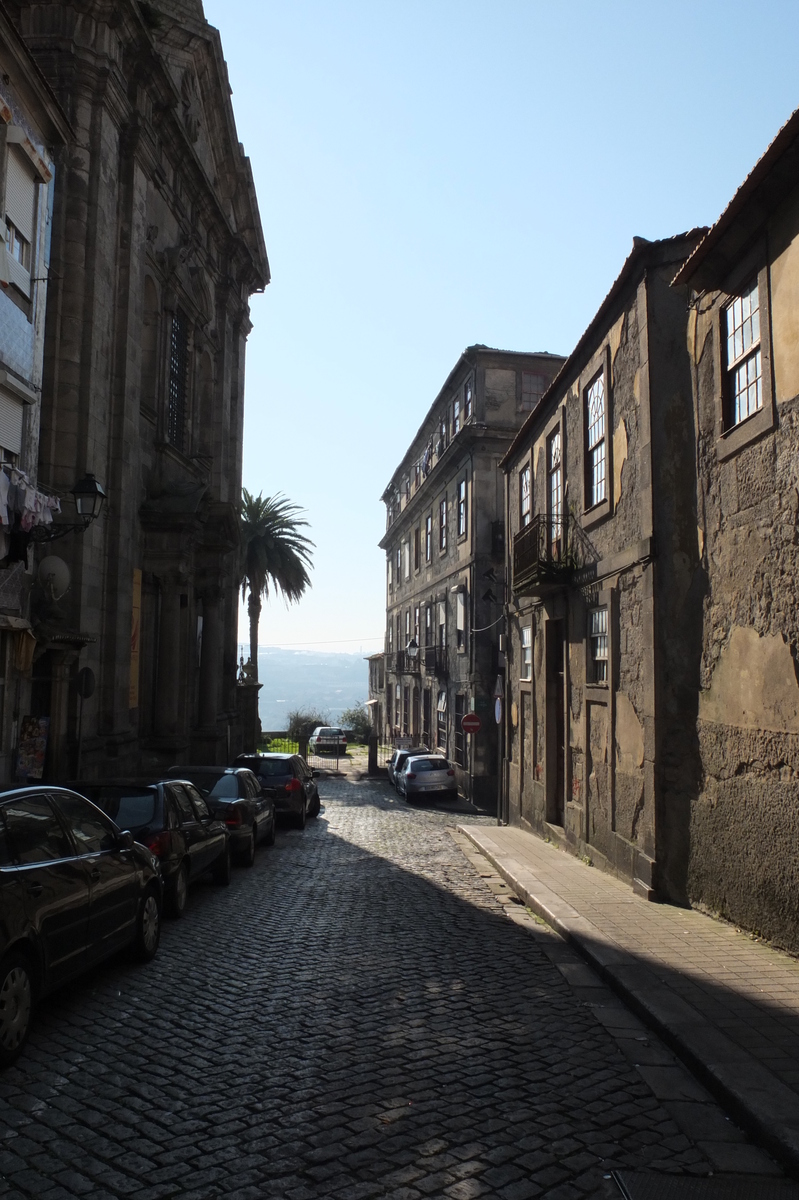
458,823 -> 799,1177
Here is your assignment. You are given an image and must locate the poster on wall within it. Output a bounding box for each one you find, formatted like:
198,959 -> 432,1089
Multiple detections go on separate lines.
16,715 -> 49,780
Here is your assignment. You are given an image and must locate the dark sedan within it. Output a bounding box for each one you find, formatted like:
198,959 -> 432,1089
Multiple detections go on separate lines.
233,753 -> 320,829
73,778 -> 231,918
0,786 -> 163,1067
165,766 -> 275,865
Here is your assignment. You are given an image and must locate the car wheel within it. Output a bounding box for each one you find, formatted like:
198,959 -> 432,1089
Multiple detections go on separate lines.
265,816 -> 276,846
133,888 -> 161,962
0,953 -> 33,1068
238,827 -> 256,868
308,792 -> 321,818
166,863 -> 189,918
213,843 -> 232,886
294,799 -> 307,830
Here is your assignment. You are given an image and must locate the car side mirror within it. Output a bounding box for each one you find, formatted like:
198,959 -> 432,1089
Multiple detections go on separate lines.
118,830 -> 135,850
312,770 -> 320,778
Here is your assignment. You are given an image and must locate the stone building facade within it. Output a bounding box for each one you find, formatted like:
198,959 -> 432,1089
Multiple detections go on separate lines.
11,0 -> 268,779
672,108 -> 799,951
0,4 -> 69,784
501,233 -> 704,895
378,346 -> 563,811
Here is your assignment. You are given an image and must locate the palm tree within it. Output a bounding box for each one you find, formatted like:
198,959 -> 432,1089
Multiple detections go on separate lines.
240,490 -> 314,680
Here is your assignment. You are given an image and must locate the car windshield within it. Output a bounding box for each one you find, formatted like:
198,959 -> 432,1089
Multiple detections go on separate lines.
90,787 -> 158,827
318,728 -> 341,736
254,758 -> 291,777
410,759 -> 449,772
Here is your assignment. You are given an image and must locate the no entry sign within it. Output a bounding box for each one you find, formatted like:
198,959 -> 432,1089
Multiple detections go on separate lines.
461,712 -> 482,735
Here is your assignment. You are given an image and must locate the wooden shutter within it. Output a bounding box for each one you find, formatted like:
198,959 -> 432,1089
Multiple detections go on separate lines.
5,148 -> 35,242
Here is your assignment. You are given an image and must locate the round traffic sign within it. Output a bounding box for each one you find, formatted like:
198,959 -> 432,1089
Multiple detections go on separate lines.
461,712 -> 482,735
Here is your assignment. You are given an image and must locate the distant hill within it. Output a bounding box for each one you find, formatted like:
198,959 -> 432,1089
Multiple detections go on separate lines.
256,648 -> 369,730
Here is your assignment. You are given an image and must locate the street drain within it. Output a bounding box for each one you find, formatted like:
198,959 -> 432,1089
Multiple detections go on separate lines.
611,1173 -> 799,1199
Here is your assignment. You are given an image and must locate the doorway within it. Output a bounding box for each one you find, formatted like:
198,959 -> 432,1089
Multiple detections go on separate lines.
545,619 -> 566,825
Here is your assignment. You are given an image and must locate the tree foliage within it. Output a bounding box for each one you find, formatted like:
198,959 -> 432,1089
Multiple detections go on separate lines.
239,490 -> 314,677
287,707 -> 330,740
339,702 -> 373,742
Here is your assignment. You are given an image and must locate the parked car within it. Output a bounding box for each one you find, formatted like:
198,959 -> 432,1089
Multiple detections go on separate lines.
73,778 -> 231,918
386,746 -> 429,790
0,785 -> 163,1067
308,727 -> 347,756
165,766 -> 275,865
233,753 -> 320,829
396,754 -> 458,802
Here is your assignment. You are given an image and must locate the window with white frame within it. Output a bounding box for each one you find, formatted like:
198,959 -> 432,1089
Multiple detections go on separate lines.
395,546 -> 401,579
453,395 -> 461,435
586,373 -> 606,508
413,527 -> 420,572
456,591 -> 465,651
436,689 -> 447,751
387,622 -> 393,653
403,540 -> 410,580
405,609 -> 411,643
4,147 -> 36,296
521,372 -> 546,411
387,557 -> 393,590
425,514 -> 432,562
464,379 -> 473,421
520,465 -> 531,528
414,605 -> 420,645
457,478 -> 467,537
589,607 -> 608,683
725,279 -> 762,427
521,626 -> 532,680
439,496 -> 447,552
425,604 -> 432,646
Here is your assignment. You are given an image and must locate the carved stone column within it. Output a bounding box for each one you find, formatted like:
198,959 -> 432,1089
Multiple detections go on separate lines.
155,582 -> 181,737
198,588 -> 223,729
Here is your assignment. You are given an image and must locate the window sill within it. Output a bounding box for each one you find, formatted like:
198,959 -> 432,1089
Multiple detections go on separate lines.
716,400 -> 776,461
584,684 -> 609,703
581,496 -> 611,531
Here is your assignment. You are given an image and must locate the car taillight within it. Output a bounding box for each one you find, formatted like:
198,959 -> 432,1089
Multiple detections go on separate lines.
146,830 -> 171,856
447,770 -> 455,776
406,772 -> 416,780
225,809 -> 243,828
285,779 -> 302,793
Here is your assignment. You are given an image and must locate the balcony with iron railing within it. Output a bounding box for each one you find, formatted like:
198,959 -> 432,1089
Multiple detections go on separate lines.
512,514 -> 597,596
424,645 -> 448,678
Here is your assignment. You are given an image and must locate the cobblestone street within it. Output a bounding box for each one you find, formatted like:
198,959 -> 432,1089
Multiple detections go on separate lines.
0,777 -> 778,1199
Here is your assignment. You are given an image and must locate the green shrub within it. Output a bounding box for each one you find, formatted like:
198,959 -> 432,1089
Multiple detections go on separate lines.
286,707 -> 330,740
339,702 -> 373,742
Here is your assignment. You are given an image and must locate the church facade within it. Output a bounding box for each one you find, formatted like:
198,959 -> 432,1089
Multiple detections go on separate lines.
10,0 -> 268,778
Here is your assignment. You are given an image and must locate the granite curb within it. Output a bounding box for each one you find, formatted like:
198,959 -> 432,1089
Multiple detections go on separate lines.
458,823 -> 799,1179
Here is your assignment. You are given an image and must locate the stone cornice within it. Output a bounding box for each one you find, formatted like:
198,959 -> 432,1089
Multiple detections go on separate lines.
15,0 -> 268,292
378,423 -> 517,551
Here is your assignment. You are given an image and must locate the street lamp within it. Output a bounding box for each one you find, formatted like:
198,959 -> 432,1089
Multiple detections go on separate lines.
29,472 -> 107,542
71,473 -> 107,525
405,637 -> 419,660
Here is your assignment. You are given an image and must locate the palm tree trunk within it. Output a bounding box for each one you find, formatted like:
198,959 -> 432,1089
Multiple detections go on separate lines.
248,591 -> 261,681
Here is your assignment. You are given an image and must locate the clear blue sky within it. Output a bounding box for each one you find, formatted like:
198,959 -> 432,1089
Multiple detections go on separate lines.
202,0 -> 799,655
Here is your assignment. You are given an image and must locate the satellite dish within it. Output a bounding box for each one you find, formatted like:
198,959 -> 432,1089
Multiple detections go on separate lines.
37,555 -> 71,601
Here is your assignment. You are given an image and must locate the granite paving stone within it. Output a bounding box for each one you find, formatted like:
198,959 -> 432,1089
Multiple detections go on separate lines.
0,776 -> 787,1197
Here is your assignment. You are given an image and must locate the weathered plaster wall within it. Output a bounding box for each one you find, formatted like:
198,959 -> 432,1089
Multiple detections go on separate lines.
689,199 -> 799,946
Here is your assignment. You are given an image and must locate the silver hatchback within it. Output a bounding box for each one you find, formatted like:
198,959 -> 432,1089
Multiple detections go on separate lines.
397,755 -> 458,801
